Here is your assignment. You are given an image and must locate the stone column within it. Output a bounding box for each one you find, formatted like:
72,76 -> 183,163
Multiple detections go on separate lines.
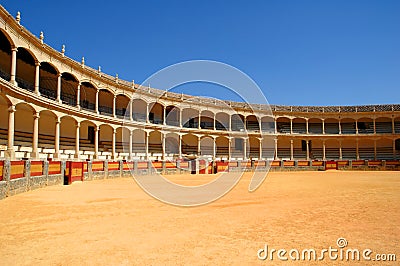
228,138 -> 232,160
146,104 -> 149,123
163,107 -> 166,125
259,138 -> 263,160
306,140 -> 310,160
129,130 -> 133,160
54,118 -> 60,159
322,119 -> 325,134
339,140 -> 342,160
373,118 -> 376,134
145,131 -> 149,160
197,136 -> 201,155
392,117 -> 395,134
290,139 -> 294,160
213,114 -> 216,130
179,109 -> 182,127
161,132 -> 166,160
243,138 -> 247,160
198,111 -> 201,129
74,122 -> 80,159
94,126 -> 99,159
112,95 -> 116,118
76,83 -> 81,109
31,112 -> 40,159
95,89 -> 99,114
112,128 -> 116,159
373,139 -> 377,160
274,138 -> 278,160
306,119 -> 309,134
338,120 -> 342,134
10,47 -> 17,86
290,119 -> 293,134
178,134 -> 182,158
393,139 -> 396,159
356,139 -> 360,160
229,115 -> 232,131
6,106 -> 16,159
34,62 -> 40,95
322,140 -> 326,161
56,73 -> 62,103
129,100 -> 133,121
212,137 -> 216,159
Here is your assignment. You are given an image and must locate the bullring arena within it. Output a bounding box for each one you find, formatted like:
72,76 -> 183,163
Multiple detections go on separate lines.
0,6 -> 399,265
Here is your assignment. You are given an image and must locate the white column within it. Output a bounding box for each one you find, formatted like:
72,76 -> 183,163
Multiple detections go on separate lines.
198,111 -> 201,129
31,112 -> 40,159
228,138 -> 232,160
274,118 -> 277,134
146,104 -> 149,123
392,117 -> 395,134
178,134 -> 182,158
339,140 -> 342,160
338,120 -> 342,134
243,138 -> 247,160
6,106 -> 16,159
393,139 -> 396,159
74,122 -> 80,159
274,138 -> 278,160
259,138 -> 262,160
145,131 -> 149,159
112,128 -> 116,159
10,47 -> 17,85
322,140 -> 326,160
163,107 -> 166,125
179,109 -> 182,127
322,119 -> 325,134
112,95 -> 116,117
306,119 -> 309,134
374,139 -> 377,160
290,139 -> 294,160
54,118 -> 60,159
290,119 -> 293,134
197,136 -> 201,155
356,119 -> 359,134
34,62 -> 40,95
306,140 -> 310,160
129,130 -> 133,160
76,83 -> 81,109
95,89 -> 99,114
356,139 -> 360,160
94,126 -> 99,159
162,133 -> 166,160
229,115 -> 232,131
56,73 -> 62,103
213,114 -> 216,130
212,137 -> 216,159
373,118 -> 376,134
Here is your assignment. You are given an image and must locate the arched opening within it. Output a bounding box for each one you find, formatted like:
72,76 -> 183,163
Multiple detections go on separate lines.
215,112 -> 229,131
182,134 -> 197,155
358,138 -> 374,160
165,105 -> 180,126
248,136 -> 260,159
308,118 -> 323,134
16,47 -> 36,91
376,138 -> 393,160
231,137 -> 245,159
99,124 -> 113,154
182,108 -> 199,128
165,133 -> 179,156
132,99 -> 147,122
38,110 -> 56,154
116,127 -> 130,158
310,139 -> 323,160
0,95 -> 10,149
231,114 -> 245,132
357,117 -> 373,134
276,117 -> 290,134
59,116 -> 77,152
149,131 -> 162,155
148,102 -> 164,124
200,110 -> 214,129
276,138 -> 290,160
292,118 -> 306,134
261,116 -> 274,133
325,118 -> 339,134
395,138 -> 400,159
375,117 -> 392,134
0,30 -> 12,80
293,139 -> 306,159
79,120 -> 96,154
341,118 -> 356,134
246,115 -> 260,132
98,89 -> 113,116
342,139 -> 356,159
132,129 -> 146,156
15,103 -> 34,152
39,62 -> 58,100
80,82 -> 96,112
325,139 -> 340,160
261,137 -> 275,160
216,136 -> 229,158
61,72 -> 79,106
395,117 -> 400,134
200,136 -> 213,156
116,94 -> 130,118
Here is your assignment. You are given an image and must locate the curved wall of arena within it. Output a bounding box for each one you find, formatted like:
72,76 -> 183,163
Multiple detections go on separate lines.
0,5 -> 399,198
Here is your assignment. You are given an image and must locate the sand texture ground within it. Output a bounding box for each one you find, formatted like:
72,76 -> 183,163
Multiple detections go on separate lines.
0,171 -> 399,265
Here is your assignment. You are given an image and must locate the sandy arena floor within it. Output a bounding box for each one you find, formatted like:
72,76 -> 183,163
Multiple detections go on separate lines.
0,171 -> 399,265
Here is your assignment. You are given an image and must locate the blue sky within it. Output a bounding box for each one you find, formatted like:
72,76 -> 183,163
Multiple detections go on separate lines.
3,1 -> 400,106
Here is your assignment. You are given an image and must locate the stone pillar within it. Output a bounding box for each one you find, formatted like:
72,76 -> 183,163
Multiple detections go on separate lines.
129,100 -> 133,121
213,114 -> 216,130
355,119 -> 359,134
259,138 -> 262,160
34,62 -> 40,95
290,139 -> 294,160
56,73 -> 62,103
374,139 -> 377,160
95,89 -> 99,114
322,119 -> 325,134
392,117 -> 395,134
393,139 -> 396,159
129,130 -> 133,160
229,115 -> 232,131
179,109 -> 182,127
197,136 -> 201,155
322,140 -> 326,161
212,137 -> 216,159
31,112 -> 40,159
228,138 -> 232,160
74,122 -> 80,159
243,138 -> 247,160
306,119 -> 309,134
53,118 -> 60,159
112,95 -> 116,118
76,83 -> 81,109
338,120 -> 342,134
339,140 -> 342,160
161,132 -> 166,160
373,118 -> 376,134
111,128 -> 116,159
94,126 -> 99,159
274,138 -> 278,160
290,119 -> 293,134
163,107 -> 166,125
274,118 -> 277,134
356,139 -> 360,160
6,106 -> 16,159
145,131 -> 149,160
178,134 -> 182,158
306,140 -> 310,160
198,111 -> 201,129
10,47 -> 17,86
146,104 -> 149,123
